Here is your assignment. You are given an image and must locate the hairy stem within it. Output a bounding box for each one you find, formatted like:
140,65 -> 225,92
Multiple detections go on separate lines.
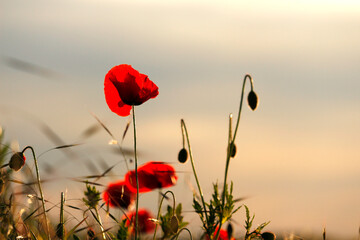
174,228 -> 193,240
215,74 -> 254,240
153,190 -> 176,240
95,207 -> 106,240
132,107 -> 140,240
180,120 -> 209,227
60,192 -> 65,240
22,146 -> 50,240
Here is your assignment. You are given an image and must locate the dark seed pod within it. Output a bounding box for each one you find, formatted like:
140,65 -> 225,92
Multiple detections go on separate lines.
227,222 -> 233,239
261,231 -> 276,240
247,90 -> 258,111
9,152 -> 26,171
170,215 -> 179,234
87,228 -> 97,239
230,142 -> 237,158
178,148 -> 188,163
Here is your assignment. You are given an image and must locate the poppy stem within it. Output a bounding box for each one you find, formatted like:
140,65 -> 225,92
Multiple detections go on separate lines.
94,207 -> 106,240
180,120 -> 186,148
232,74 -> 254,142
153,190 -> 176,240
215,74 -> 254,240
59,192 -> 65,240
21,146 -> 50,240
175,227 -> 193,240
180,120 -> 210,227
132,106 -> 140,240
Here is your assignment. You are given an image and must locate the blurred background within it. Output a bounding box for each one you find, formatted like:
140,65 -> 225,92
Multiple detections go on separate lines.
1,0 -> 359,239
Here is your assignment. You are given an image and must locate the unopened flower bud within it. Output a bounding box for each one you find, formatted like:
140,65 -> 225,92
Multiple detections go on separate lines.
230,142 -> 237,158
178,148 -> 188,163
9,152 -> 26,171
87,228 -> 97,239
170,215 -> 179,234
227,222 -> 233,238
261,231 -> 276,240
247,90 -> 258,111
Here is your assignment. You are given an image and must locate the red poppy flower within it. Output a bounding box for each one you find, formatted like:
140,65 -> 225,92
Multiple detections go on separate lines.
206,228 -> 235,240
103,180 -> 135,209
104,64 -> 159,117
125,161 -> 177,193
123,208 -> 155,234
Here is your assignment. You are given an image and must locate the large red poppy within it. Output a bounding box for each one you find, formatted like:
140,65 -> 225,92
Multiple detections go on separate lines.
104,64 -> 159,117
125,161 -> 177,193
103,180 -> 135,209
123,208 -> 155,234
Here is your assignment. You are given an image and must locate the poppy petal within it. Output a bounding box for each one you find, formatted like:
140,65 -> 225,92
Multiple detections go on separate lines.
104,72 -> 132,116
103,180 -> 135,209
104,64 -> 159,113
123,209 -> 155,234
125,161 -> 177,193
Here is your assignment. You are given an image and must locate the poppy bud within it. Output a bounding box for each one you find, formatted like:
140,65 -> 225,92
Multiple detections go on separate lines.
230,142 -> 237,158
170,215 -> 179,234
261,231 -> 276,240
178,148 -> 188,163
227,223 -> 233,239
87,228 -> 98,240
247,90 -> 258,111
9,152 -> 26,171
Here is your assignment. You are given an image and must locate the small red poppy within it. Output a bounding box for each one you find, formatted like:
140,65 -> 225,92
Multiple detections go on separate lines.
206,228 -> 235,240
123,208 -> 156,234
125,161 -> 177,193
103,180 -> 135,209
104,64 -> 159,117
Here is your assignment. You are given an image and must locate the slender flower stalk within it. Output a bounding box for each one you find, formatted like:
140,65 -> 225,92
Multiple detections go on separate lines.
104,64 -> 158,238
175,228 -> 193,240
152,190 -> 176,240
215,74 -> 256,240
180,120 -> 209,225
58,192 -> 65,240
21,146 -> 50,240
95,207 -> 106,240
132,107 -> 140,240
232,74 -> 254,142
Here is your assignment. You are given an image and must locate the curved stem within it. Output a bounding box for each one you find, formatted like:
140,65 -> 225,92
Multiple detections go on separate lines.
152,190 -> 176,240
215,74 -> 254,240
22,146 -> 50,240
180,120 -> 186,148
174,228 -> 193,240
180,120 -> 209,226
132,107 -> 140,240
232,74 -> 253,143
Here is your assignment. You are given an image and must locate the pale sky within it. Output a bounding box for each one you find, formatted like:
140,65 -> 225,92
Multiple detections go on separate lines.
1,0 -> 359,239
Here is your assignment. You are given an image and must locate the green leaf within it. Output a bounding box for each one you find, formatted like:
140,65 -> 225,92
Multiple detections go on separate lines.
116,219 -> 129,240
72,235 -> 80,240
